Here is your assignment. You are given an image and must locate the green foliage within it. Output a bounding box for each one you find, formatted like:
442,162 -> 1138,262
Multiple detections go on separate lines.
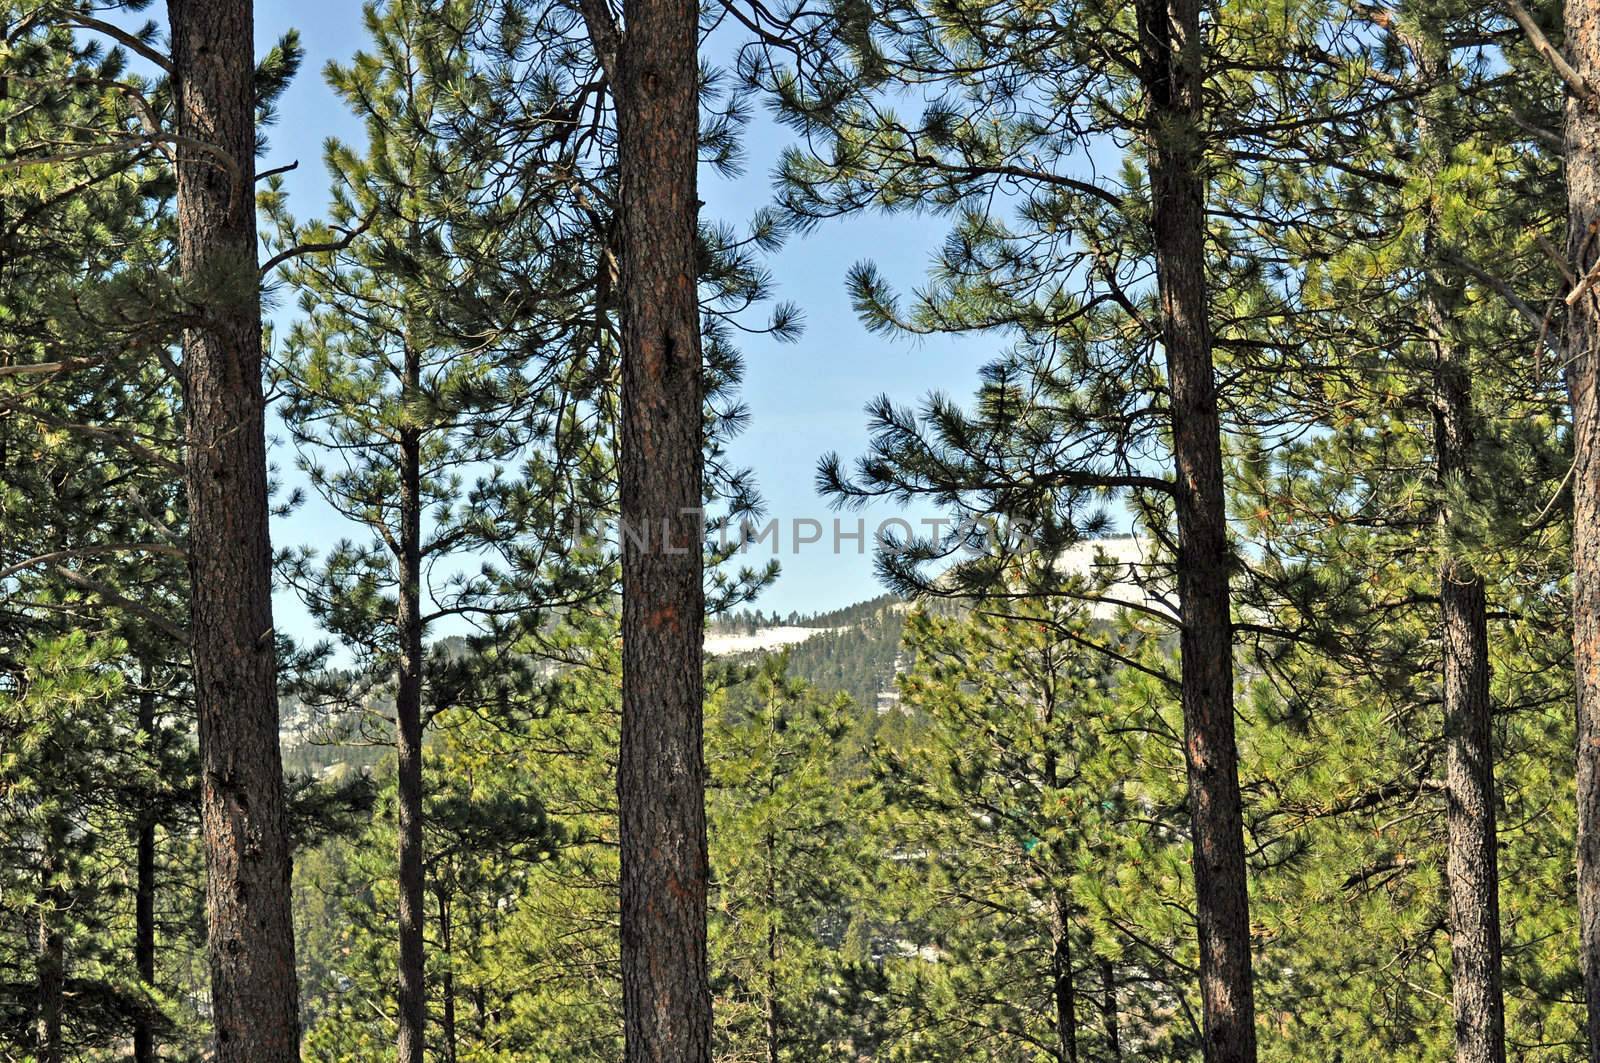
0,0 -> 1591,1060
0,13 -> 203,1058
707,653 -> 875,1061
852,601 -> 1194,1061
266,0 -> 616,673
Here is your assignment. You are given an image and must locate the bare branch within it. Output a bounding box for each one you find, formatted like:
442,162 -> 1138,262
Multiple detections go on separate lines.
260,210 -> 377,276
577,0 -> 621,85
1439,248 -> 1564,357
1499,0 -> 1595,100
65,14 -> 174,74
50,565 -> 186,643
258,160 -> 300,182
1,543 -> 185,584
0,358 -> 88,379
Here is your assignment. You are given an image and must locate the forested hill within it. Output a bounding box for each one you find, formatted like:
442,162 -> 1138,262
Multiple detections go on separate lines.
281,595 -> 907,778
711,594 -> 908,713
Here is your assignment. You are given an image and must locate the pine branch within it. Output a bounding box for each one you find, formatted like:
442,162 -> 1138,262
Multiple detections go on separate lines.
260,210 -> 376,276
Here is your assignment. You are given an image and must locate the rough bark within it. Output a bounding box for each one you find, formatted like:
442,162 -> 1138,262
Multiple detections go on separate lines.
395,370 -> 427,1063
1570,2 -> 1600,1055
1430,264 -> 1507,1063
168,2 -> 300,1058
605,0 -> 712,1057
135,679 -> 158,1063
1134,0 -> 1257,1058
438,888 -> 458,1063
1440,558 -> 1506,1063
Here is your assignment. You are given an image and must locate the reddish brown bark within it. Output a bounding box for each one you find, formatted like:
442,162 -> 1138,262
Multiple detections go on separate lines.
1135,0 -> 1257,1058
169,1 -> 300,1058
584,0 -> 712,1057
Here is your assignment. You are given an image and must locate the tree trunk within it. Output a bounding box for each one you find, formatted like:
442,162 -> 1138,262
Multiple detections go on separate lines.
1040,665 -> 1077,1063
438,887 -> 458,1063
135,678 -> 158,1063
1134,0 -> 1256,1059
1429,247 -> 1507,1063
1101,957 -> 1121,1062
595,0 -> 712,1059
34,820 -> 64,1063
471,905 -> 487,1041
1052,900 -> 1078,1063
395,369 -> 427,1063
168,2 -> 300,1059
1569,3 -> 1600,1056
1439,558 -> 1506,1063
766,827 -> 780,1063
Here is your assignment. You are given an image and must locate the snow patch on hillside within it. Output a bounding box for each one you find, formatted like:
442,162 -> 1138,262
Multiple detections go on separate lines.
1052,537 -> 1172,619
705,626 -> 844,657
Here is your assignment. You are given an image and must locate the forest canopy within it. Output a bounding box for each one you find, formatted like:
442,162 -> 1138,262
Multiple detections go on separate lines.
0,0 -> 1595,1061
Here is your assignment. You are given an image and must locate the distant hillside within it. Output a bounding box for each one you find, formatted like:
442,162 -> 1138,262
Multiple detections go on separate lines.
710,592 -> 902,634
282,538 -> 1151,770
713,594 -> 908,714
720,538 -> 1159,713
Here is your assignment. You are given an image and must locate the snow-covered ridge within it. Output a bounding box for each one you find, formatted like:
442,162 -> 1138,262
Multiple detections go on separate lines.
704,625 -> 844,657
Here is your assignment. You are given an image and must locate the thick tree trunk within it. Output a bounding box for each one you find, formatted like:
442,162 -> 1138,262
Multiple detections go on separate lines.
599,0 -> 712,1059
1101,957 -> 1121,1062
135,679 -> 158,1063
34,821 -> 64,1063
395,392 -> 427,1063
1569,4 -> 1600,1056
1134,0 -> 1256,1059
168,2 -> 300,1059
1430,276 -> 1507,1063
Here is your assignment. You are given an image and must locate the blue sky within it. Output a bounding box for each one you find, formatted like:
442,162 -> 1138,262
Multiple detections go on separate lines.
246,1 -> 994,633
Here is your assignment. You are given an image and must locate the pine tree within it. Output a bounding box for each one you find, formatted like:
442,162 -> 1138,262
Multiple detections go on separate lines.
578,0 -> 714,1056
168,2 -> 302,1054
1222,5 -> 1567,1056
294,651 -> 562,1063
744,4 -> 1406,1052
706,653 -> 872,1063
0,14 -> 203,1057
266,3 -> 613,1056
855,598 -> 1186,1061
